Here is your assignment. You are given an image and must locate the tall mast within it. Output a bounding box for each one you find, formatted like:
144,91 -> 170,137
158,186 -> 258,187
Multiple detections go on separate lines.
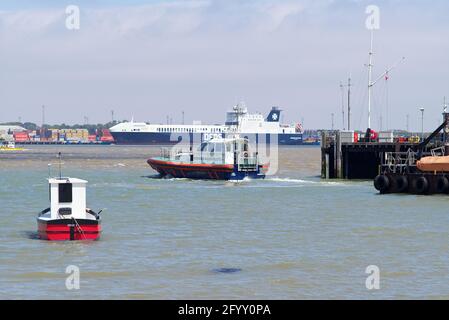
340,82 -> 345,130
347,76 -> 351,130
41,105 -> 46,137
367,29 -> 374,129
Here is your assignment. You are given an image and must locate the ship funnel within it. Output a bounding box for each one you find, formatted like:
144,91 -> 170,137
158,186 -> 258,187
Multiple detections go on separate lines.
267,107 -> 281,122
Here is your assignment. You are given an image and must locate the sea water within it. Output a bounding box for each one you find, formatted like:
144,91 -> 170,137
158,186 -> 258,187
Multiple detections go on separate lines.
1,145 -> 449,299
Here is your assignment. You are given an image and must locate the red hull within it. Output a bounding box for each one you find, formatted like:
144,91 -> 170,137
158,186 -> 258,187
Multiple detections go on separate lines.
147,158 -> 234,180
37,219 -> 101,241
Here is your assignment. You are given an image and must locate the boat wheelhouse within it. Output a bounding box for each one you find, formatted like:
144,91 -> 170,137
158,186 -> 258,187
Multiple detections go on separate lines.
37,177 -> 101,241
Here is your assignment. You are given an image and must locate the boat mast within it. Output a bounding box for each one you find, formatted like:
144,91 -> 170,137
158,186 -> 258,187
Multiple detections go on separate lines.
340,82 -> 345,130
347,76 -> 351,131
367,29 -> 374,129
366,29 -> 405,130
339,76 -> 351,130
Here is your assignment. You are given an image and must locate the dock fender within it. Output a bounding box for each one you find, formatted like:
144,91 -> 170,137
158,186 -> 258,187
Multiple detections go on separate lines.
414,176 -> 429,194
396,176 -> 408,192
374,175 -> 390,192
436,176 -> 449,193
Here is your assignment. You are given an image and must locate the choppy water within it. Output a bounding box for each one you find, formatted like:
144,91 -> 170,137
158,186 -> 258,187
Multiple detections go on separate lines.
1,145 -> 449,299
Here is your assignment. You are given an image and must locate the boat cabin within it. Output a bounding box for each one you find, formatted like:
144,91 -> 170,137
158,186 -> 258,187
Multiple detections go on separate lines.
172,137 -> 253,165
44,177 -> 92,220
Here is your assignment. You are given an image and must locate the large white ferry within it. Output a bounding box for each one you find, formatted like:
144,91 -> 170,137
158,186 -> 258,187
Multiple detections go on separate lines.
109,104 -> 305,145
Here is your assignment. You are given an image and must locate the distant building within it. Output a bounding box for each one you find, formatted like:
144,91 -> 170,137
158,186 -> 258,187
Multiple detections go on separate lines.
0,125 -> 26,141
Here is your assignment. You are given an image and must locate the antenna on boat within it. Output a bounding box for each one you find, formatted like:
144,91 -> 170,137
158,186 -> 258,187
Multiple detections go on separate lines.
57,152 -> 62,179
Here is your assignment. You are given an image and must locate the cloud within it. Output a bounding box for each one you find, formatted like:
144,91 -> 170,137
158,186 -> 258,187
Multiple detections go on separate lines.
0,0 -> 326,38
0,0 -> 447,129
0,8 -> 63,35
243,1 -> 307,31
85,0 -> 211,36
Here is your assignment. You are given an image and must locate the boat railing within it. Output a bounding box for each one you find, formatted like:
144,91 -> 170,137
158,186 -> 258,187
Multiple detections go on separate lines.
382,149 -> 417,174
160,148 -> 171,159
160,147 -> 191,159
159,147 -> 260,168
194,151 -> 227,164
237,153 -> 258,171
160,147 -> 228,164
430,146 -> 445,157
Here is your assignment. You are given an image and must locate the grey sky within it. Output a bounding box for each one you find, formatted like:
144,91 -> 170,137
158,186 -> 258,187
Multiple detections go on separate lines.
0,0 -> 448,131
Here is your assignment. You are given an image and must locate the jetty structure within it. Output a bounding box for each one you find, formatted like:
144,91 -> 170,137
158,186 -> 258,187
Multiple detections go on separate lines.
373,111 -> 449,194
322,27 -> 411,180
374,110 -> 449,194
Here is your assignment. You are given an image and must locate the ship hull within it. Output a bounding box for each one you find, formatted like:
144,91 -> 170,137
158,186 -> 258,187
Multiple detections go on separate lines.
147,158 -> 266,180
110,132 -> 305,146
37,218 -> 101,241
148,158 -> 234,180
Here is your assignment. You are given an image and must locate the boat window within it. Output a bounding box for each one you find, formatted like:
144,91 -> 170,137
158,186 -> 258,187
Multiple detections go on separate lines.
58,183 -> 73,203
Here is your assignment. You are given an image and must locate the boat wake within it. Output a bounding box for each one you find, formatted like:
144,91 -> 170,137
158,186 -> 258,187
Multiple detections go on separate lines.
265,177 -> 350,187
266,177 -> 317,184
142,174 -> 351,187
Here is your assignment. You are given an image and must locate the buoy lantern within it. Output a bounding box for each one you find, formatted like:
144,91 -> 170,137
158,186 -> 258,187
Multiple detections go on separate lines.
37,177 -> 101,241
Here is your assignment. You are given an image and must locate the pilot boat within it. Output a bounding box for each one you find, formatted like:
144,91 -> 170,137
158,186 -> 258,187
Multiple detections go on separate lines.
37,176 -> 102,241
147,136 -> 268,180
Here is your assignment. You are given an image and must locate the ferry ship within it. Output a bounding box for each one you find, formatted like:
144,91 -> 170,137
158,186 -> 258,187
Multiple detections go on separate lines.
109,104 -> 306,145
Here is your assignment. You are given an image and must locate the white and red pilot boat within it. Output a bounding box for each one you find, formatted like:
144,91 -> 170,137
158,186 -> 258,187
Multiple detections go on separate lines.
147,136 -> 268,180
37,177 -> 101,241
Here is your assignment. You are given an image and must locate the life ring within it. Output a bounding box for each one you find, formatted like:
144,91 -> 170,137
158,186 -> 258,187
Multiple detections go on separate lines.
436,176 -> 449,193
243,152 -> 249,158
414,176 -> 429,194
396,176 -> 408,193
374,175 -> 390,193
